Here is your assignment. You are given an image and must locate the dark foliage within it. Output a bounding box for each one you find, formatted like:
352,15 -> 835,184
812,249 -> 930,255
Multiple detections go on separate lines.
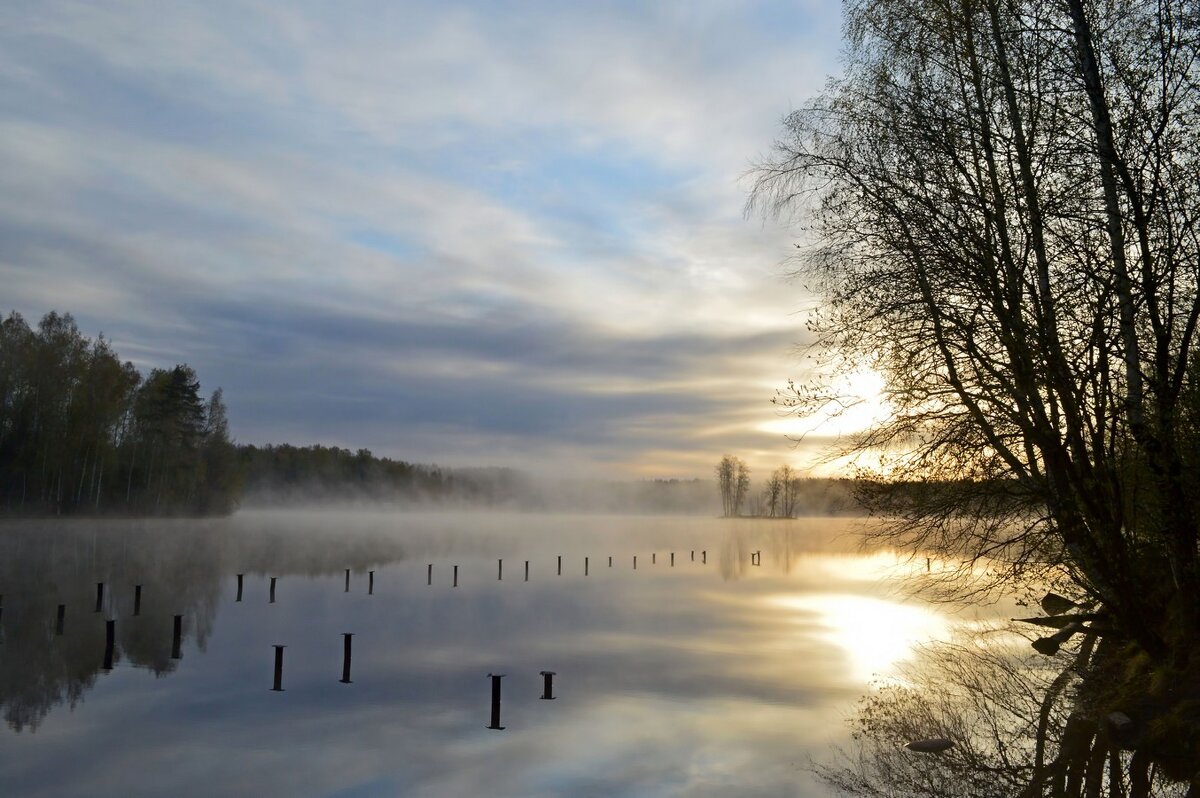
0,311 -> 239,516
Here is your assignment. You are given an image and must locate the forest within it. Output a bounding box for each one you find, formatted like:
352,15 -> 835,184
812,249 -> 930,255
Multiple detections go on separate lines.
0,311 -> 238,516
0,311 -> 527,515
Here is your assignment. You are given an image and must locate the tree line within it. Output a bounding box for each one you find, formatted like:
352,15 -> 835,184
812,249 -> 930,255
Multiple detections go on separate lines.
238,443 -> 473,504
0,311 -> 526,516
0,311 -> 238,516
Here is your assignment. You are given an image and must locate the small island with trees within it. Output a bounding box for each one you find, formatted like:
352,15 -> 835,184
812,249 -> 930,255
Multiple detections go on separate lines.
714,454 -> 842,518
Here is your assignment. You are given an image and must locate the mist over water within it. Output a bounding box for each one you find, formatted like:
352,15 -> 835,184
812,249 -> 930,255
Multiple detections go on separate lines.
0,511 -> 1010,797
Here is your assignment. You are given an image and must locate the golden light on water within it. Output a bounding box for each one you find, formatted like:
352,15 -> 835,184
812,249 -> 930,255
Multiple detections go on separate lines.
770,593 -> 951,682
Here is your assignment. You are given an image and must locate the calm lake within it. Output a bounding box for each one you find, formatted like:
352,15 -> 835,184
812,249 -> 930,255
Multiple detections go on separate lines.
0,511 -> 1011,797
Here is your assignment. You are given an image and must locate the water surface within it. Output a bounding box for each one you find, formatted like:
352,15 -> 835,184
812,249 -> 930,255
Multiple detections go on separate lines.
0,512 -> 1008,797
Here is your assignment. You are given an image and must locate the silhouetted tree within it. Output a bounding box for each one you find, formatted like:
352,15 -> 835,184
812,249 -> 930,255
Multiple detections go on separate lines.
734,460 -> 751,516
716,455 -> 751,516
752,0 -> 1200,658
753,0 -> 1200,788
763,471 -> 783,517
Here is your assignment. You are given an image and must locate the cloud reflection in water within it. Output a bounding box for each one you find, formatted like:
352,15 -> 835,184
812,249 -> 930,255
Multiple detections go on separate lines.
0,513 -> 1001,797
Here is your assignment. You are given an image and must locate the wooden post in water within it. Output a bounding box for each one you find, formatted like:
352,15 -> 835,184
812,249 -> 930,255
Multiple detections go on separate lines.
585,556 -> 589,576
540,670 -> 557,700
633,555 -> 637,570
608,556 -> 612,567
498,559 -> 503,581
236,574 -> 244,602
95,582 -> 104,613
453,565 -> 459,587
427,564 -> 433,586
344,568 -> 350,593
368,571 -> 374,595
557,555 -> 562,576
670,552 -> 675,567
133,584 -> 142,616
691,550 -> 695,562
340,633 -> 353,684
55,604 -> 65,636
524,560 -> 529,582
103,619 -> 115,670
702,550 -> 707,564
269,577 -> 277,603
171,615 -> 182,659
652,552 -> 656,565
486,674 -> 505,730
271,645 -> 285,691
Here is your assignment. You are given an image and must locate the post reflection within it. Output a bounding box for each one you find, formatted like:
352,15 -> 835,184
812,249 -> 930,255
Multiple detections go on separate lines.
0,518 -> 407,732
0,513 -> 977,798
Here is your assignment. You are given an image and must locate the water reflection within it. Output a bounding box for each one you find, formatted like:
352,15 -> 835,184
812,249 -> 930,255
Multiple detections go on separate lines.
0,512 -> 1004,797
769,593 -> 951,683
0,515 -> 408,732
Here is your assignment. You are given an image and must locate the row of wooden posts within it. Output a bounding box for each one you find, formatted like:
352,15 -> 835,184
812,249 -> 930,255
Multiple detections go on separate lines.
0,547 -> 766,613
0,549 -> 767,654
0,548 -> 765,728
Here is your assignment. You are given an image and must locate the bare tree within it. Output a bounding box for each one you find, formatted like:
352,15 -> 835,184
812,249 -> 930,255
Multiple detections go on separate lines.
751,0 -> 1200,659
716,455 -> 752,517
751,0 -> 1200,784
734,459 -> 751,517
764,470 -> 783,517
716,455 -> 737,517
776,464 -> 799,517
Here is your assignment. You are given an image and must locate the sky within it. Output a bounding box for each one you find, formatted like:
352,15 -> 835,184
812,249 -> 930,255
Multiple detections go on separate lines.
0,0 -> 848,479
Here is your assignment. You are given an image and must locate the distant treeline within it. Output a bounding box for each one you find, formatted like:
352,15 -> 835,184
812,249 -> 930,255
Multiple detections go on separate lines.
0,311 -> 238,516
238,445 -> 723,513
238,444 -> 482,505
239,446 -> 864,515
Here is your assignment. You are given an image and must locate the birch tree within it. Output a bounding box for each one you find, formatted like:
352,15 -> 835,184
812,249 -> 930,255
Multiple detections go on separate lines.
752,0 -> 1200,786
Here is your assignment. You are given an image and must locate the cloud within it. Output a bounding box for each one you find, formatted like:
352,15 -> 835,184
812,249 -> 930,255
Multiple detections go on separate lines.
0,0 -> 845,477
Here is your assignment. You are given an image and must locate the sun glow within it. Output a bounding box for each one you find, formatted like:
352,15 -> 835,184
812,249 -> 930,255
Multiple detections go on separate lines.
759,369 -> 891,440
770,593 -> 950,682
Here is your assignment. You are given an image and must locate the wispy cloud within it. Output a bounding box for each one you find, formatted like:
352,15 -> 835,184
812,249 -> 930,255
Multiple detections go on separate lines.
0,0 -> 843,477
